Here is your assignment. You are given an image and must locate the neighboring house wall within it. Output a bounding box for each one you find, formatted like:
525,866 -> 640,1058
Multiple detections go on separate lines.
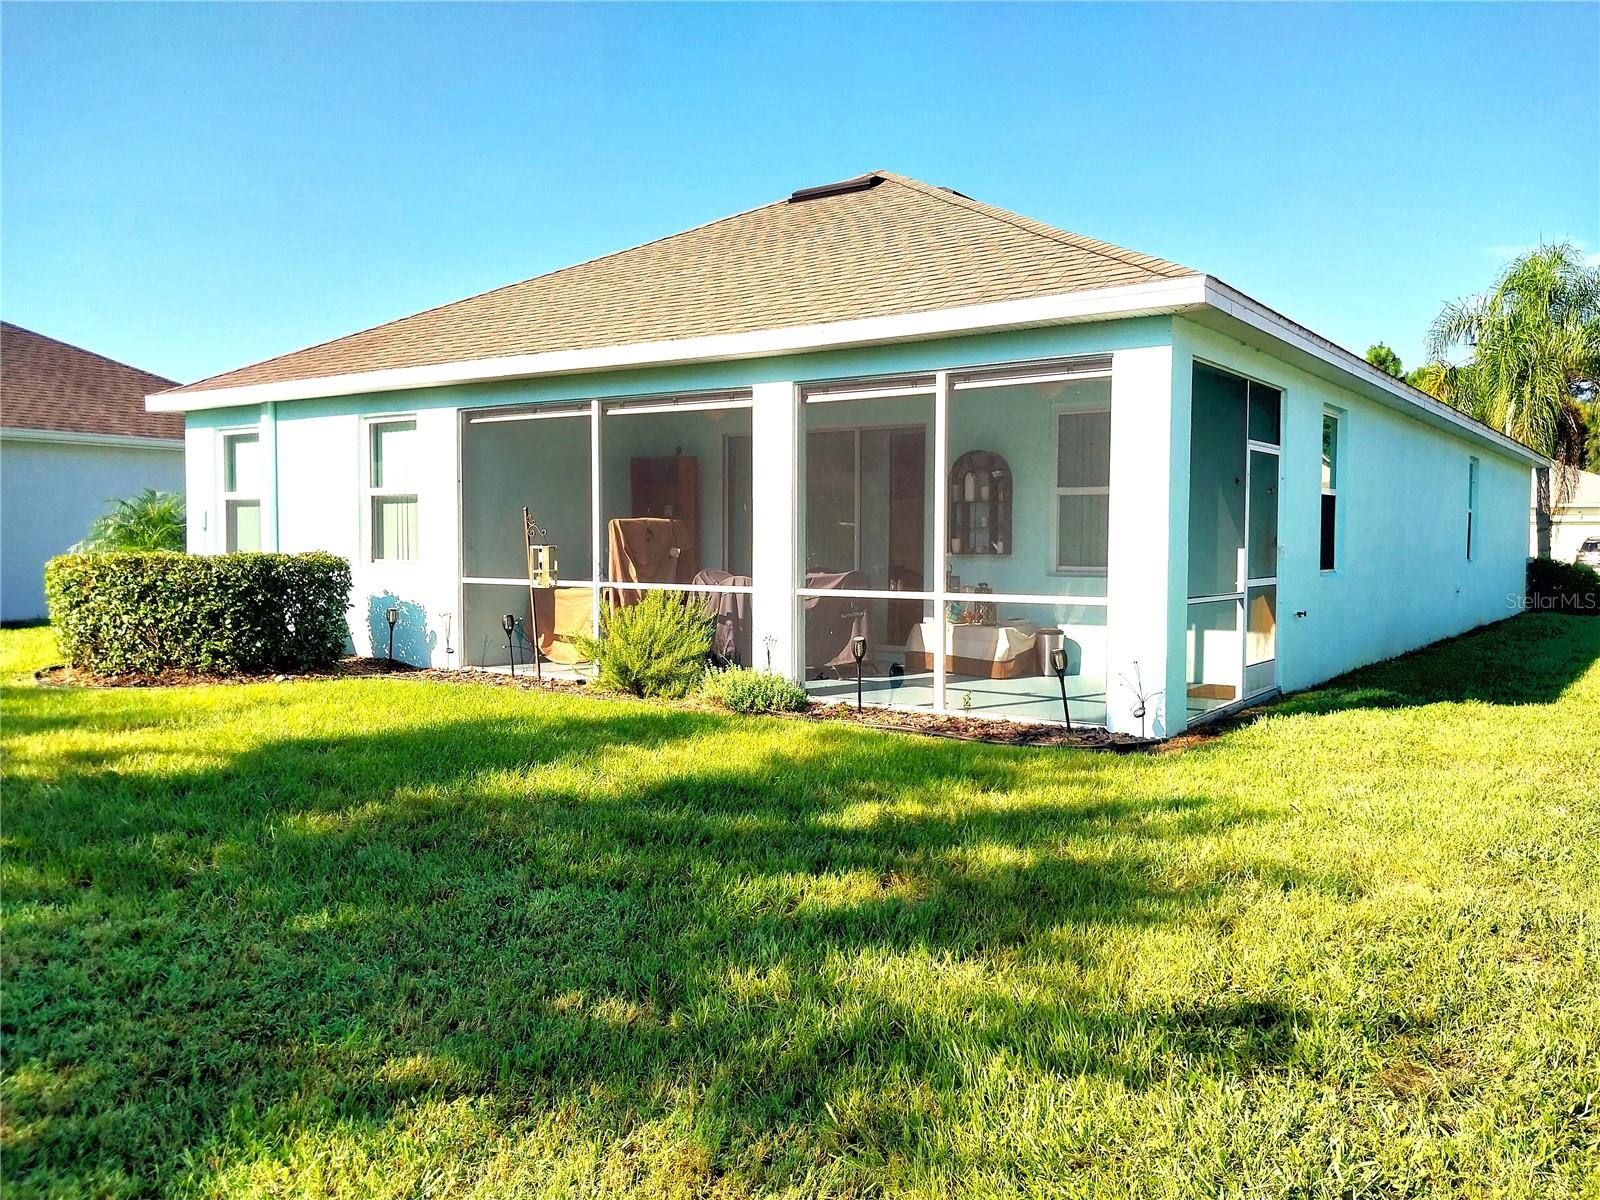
1,432 -> 184,621
1171,318 -> 1527,699
1538,469 -> 1600,563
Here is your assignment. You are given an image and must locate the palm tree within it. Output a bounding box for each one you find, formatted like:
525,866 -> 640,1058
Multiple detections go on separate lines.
75,489 -> 187,552
1425,243 -> 1600,471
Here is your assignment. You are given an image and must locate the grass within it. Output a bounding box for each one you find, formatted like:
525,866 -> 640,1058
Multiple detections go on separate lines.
3,616 -> 1598,1198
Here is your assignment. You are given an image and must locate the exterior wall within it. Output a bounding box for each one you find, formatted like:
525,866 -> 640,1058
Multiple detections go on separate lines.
179,318 -> 1177,734
1170,318 -> 1529,706
0,434 -> 184,621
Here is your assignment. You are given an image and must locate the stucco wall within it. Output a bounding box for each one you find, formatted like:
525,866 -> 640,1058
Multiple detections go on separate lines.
1,435 -> 184,621
1170,318 -> 1529,705
176,311 -> 1530,735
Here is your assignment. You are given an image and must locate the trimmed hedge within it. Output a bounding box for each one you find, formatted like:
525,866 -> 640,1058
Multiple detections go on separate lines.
45,551 -> 352,675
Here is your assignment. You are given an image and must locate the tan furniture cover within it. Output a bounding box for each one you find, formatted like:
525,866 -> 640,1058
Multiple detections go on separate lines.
532,587 -> 593,665
904,620 -> 1040,679
606,517 -> 687,604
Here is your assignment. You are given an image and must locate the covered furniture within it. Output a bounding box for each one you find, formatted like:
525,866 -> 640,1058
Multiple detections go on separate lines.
905,619 -> 1040,679
692,569 -> 752,666
606,516 -> 688,605
803,570 -> 869,677
530,587 -> 593,665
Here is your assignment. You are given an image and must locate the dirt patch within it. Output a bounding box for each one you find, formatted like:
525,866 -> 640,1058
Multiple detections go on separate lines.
789,701 -> 1153,752
34,657 -> 412,689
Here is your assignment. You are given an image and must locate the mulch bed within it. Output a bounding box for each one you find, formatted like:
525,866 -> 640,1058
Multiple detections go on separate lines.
34,659 -> 1155,751
34,657 -> 411,689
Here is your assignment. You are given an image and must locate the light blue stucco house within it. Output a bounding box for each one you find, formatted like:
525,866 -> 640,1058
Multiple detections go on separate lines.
148,172 -> 1542,736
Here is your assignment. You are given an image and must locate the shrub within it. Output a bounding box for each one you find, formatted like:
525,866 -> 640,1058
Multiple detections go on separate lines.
45,551 -> 352,675
702,666 -> 809,714
574,590 -> 713,698
1526,556 -> 1600,617
74,488 -> 185,552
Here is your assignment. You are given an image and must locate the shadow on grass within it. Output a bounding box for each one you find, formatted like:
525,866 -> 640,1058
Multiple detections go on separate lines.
1272,613 -> 1599,718
1,694 -> 1334,1192
13,612 -> 1595,1190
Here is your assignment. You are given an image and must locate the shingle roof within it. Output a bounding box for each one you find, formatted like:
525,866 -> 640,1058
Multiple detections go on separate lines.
2,323 -> 181,438
163,171 -> 1196,398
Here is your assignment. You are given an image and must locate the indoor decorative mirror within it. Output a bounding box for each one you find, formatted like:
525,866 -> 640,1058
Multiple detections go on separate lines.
948,450 -> 1013,555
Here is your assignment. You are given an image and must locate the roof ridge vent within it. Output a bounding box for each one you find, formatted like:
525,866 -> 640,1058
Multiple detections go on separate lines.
788,173 -> 883,203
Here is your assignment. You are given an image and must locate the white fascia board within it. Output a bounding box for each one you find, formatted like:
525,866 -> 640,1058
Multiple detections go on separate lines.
145,277 -> 1210,412
1200,278 -> 1548,468
0,427 -> 185,451
144,270 -> 1548,469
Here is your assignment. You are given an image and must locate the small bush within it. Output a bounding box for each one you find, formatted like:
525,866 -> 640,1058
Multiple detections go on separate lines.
1526,557 -> 1600,617
702,666 -> 809,714
575,590 -> 713,698
45,551 -> 352,675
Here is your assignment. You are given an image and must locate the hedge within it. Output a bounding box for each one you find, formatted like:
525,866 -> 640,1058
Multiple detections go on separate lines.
1526,556 -> 1600,617
45,551 -> 352,675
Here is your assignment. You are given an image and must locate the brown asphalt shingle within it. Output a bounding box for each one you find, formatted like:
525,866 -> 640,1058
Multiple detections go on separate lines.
163,172 -> 1196,398
1,323 -> 181,438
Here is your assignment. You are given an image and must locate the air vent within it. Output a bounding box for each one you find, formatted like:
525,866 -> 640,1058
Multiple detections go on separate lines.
788,173 -> 883,203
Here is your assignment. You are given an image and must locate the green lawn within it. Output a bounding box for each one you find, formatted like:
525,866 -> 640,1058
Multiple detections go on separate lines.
3,617 -> 1598,1199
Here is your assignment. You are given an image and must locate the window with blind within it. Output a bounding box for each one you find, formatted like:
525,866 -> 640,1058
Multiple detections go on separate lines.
368,418 -> 419,562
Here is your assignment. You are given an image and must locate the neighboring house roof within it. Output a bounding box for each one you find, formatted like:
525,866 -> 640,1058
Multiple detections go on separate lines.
2,323 -> 181,440
160,171 -> 1196,398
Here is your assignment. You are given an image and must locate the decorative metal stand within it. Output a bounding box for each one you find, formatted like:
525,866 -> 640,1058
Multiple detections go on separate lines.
522,507 -> 559,682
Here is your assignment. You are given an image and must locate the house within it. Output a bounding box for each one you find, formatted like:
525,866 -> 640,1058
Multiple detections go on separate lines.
147,172 -> 1541,736
1533,468 -> 1600,563
2,323 -> 182,622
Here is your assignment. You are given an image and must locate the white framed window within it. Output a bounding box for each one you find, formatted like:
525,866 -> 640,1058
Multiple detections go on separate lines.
1320,410 -> 1341,571
1053,405 -> 1111,573
221,430 -> 262,552
366,417 -> 419,562
1467,456 -> 1479,561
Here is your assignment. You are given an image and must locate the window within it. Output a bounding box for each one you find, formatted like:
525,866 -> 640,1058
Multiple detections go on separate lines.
368,418 -> 419,561
1467,457 -> 1479,560
1320,412 -> 1340,571
222,431 -> 261,551
1054,406 -> 1111,572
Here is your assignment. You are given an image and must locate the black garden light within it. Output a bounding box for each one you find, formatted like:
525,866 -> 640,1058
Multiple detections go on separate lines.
1050,646 -> 1073,730
851,635 -> 867,711
384,606 -> 399,667
502,613 -> 518,676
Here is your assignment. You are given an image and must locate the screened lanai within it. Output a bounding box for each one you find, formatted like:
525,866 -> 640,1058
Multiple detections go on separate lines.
456,352 -> 1117,726
460,392 -> 753,677
797,356 -> 1112,726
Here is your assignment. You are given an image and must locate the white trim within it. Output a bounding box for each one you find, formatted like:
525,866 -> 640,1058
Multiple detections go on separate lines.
0,427 -> 183,451
465,406 -> 589,424
932,370 -> 950,710
599,580 -> 755,595
602,396 -> 752,416
147,271 -> 1547,469
148,278 -> 1207,411
465,576 -> 598,588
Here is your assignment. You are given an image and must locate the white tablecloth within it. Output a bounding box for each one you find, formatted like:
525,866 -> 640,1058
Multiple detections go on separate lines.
905,620 -> 1039,664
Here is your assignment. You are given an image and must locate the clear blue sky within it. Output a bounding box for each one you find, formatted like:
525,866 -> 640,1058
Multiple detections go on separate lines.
3,2 -> 1596,384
